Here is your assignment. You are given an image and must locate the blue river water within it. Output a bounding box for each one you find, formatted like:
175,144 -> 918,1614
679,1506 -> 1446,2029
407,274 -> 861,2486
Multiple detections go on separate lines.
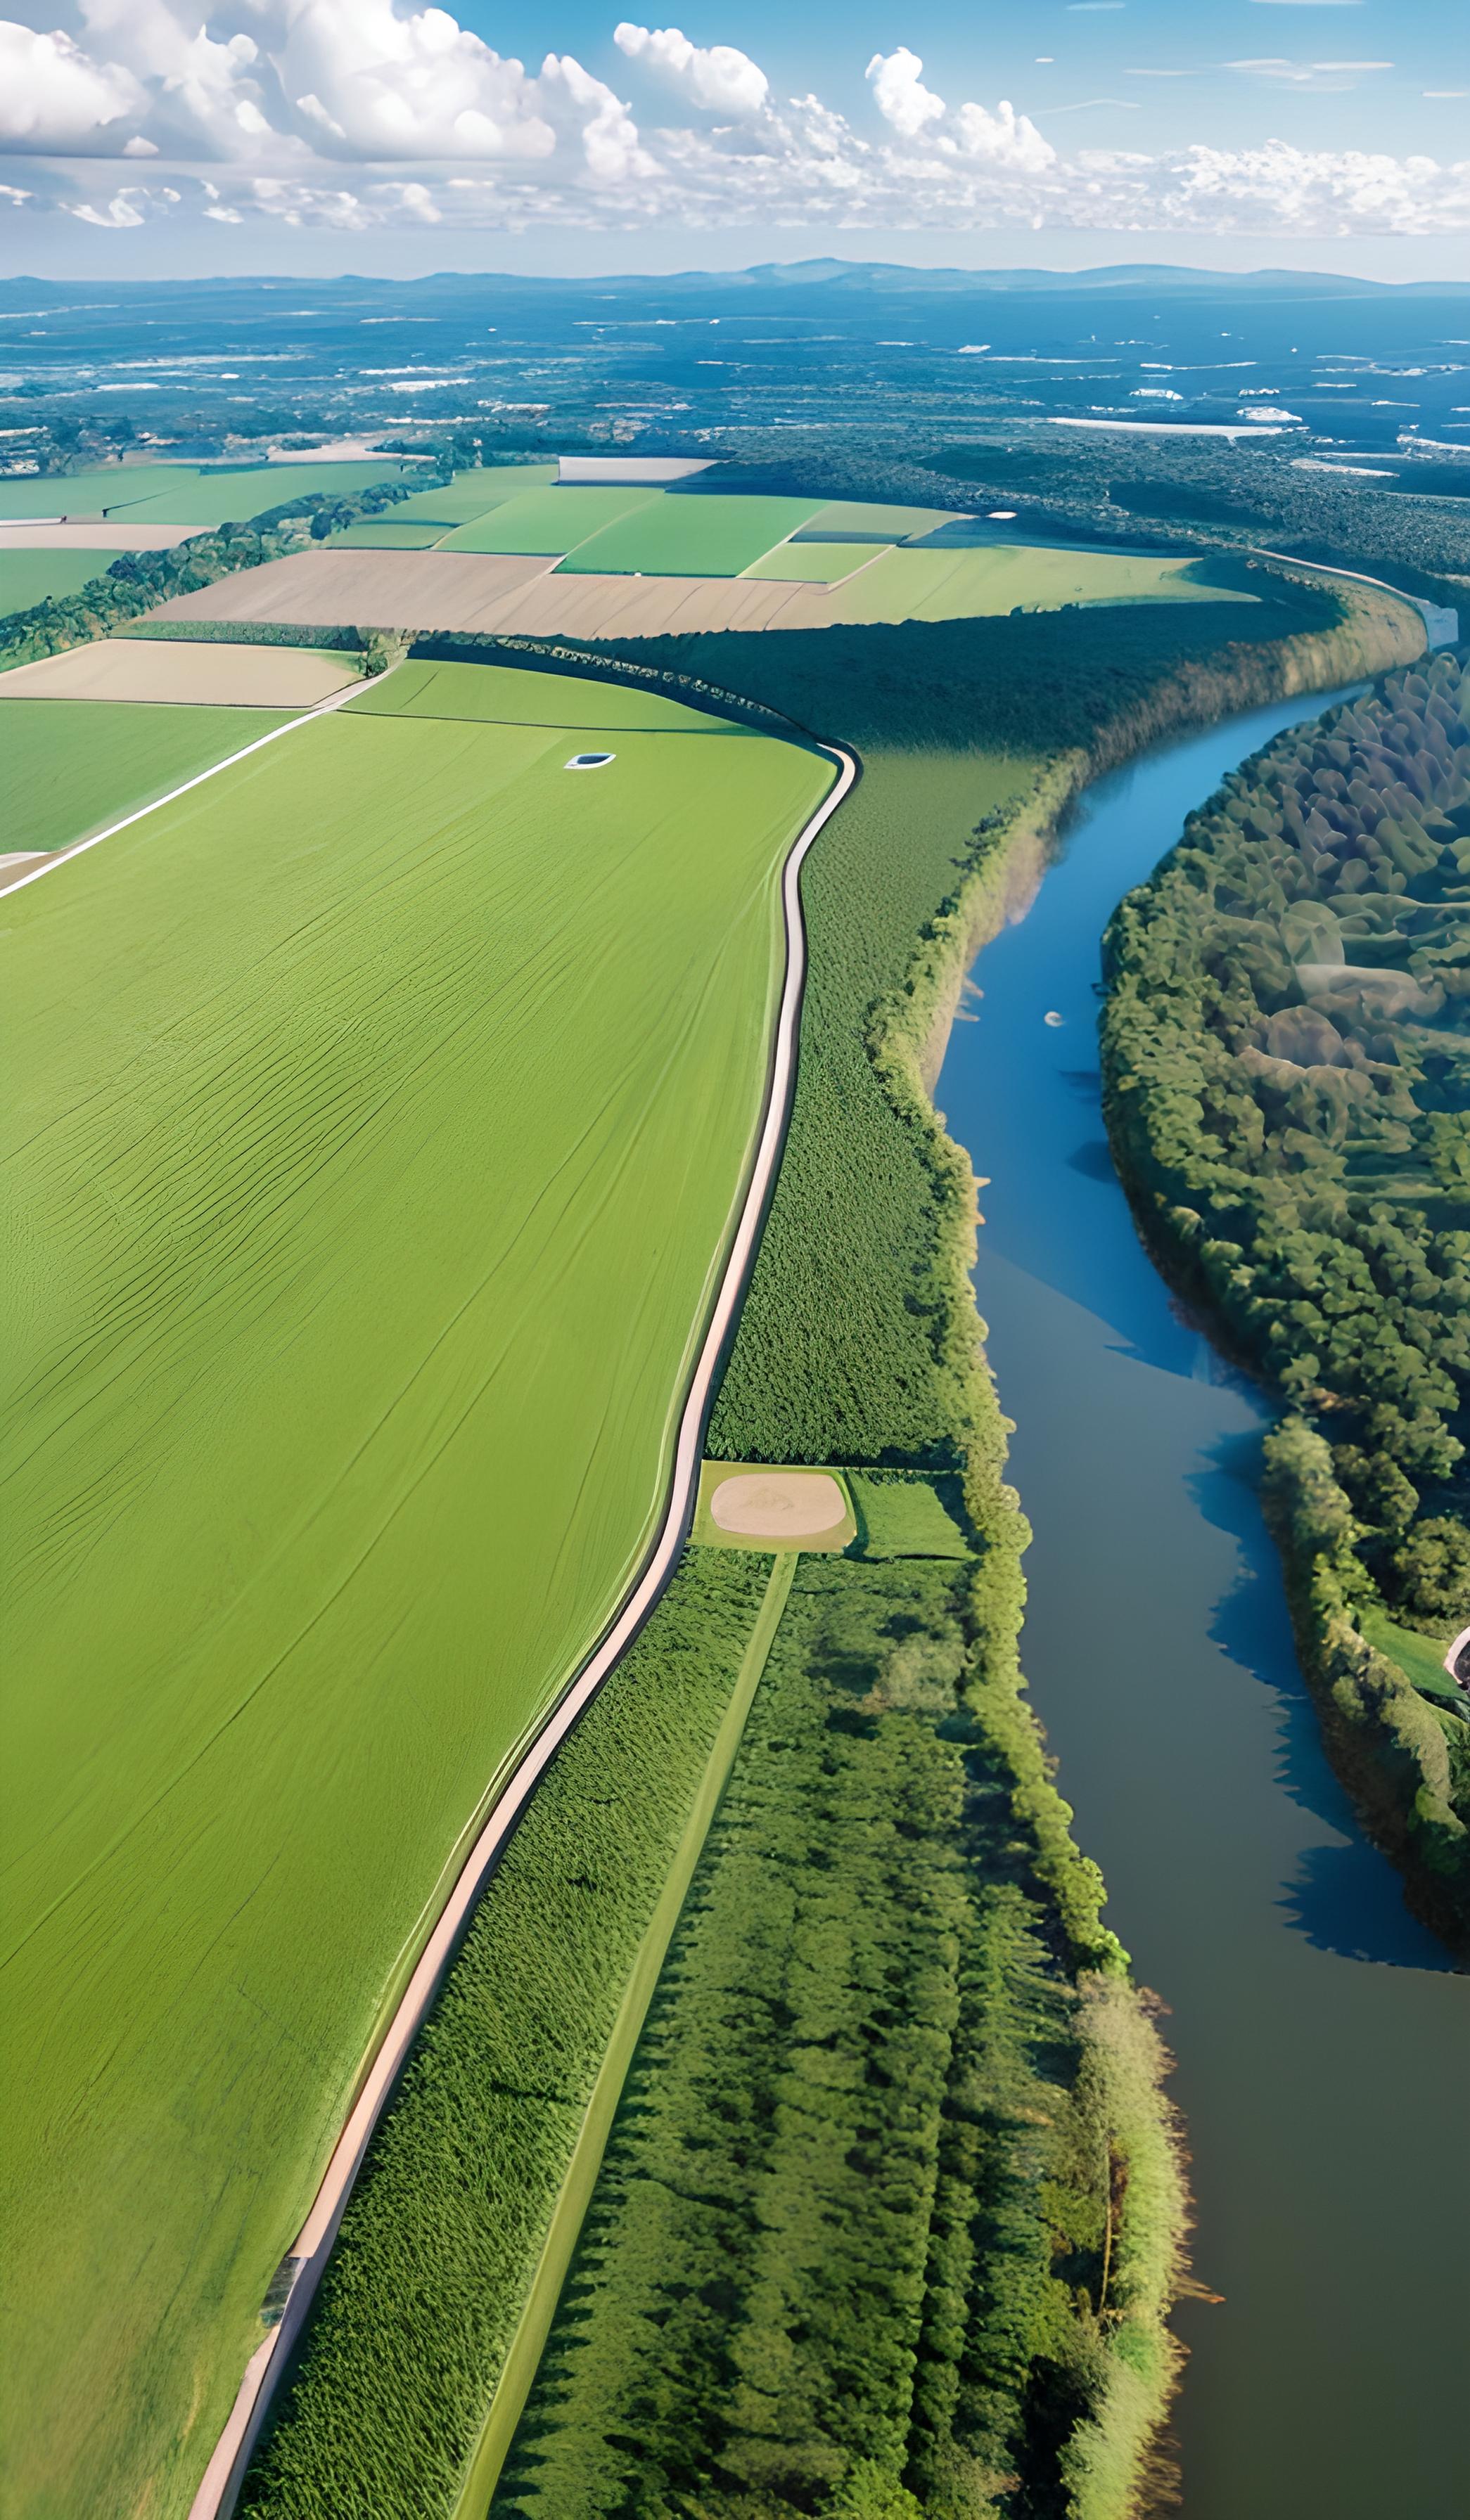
937,696 -> 1469,2520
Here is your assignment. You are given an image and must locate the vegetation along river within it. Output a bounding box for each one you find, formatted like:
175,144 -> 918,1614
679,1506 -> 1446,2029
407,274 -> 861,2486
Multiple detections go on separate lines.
938,694 -> 1469,2520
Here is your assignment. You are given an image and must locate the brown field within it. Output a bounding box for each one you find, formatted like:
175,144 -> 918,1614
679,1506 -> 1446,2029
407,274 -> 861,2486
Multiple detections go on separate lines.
148,541 -> 1244,645
0,638 -> 361,706
0,521 -> 199,550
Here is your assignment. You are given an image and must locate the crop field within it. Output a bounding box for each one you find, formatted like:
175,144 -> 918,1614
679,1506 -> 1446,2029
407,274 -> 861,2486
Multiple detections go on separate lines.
739,539 -> 886,582
326,518 -> 459,550
0,546 -> 114,615
0,697 -> 295,856
0,635 -> 359,705
354,657 -> 747,734
794,499 -> 956,540
0,660 -> 832,2520
383,463 -> 557,527
0,460 -> 404,527
557,491 -> 826,577
440,483 -> 657,555
821,541 -> 1246,622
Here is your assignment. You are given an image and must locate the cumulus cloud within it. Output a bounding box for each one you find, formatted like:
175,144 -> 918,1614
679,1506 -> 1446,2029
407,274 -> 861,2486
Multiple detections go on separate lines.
614,22 -> 769,117
0,3 -> 1459,240
0,20 -> 144,151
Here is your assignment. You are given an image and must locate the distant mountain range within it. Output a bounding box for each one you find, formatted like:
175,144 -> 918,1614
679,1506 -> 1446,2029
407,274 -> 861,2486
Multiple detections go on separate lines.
5,260 -> 1468,304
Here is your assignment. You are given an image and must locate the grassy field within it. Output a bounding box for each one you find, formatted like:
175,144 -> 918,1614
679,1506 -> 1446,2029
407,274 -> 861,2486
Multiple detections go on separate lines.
0,463 -> 201,518
116,461 -> 407,527
820,541 -> 1249,624
0,664 -> 832,2520
740,538 -> 887,582
1354,1614 -> 1464,1705
0,696 -> 295,853
558,492 -> 824,577
387,464 -> 557,528
796,498 -> 956,540
0,547 -> 114,615
439,484 -> 656,555
351,657 -> 741,734
325,518 -> 455,550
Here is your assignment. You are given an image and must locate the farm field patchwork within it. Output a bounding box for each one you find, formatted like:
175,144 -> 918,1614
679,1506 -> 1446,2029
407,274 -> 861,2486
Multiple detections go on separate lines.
0,661 -> 833,2520
0,463 -> 207,518
822,541 -> 1248,622
114,458 -> 409,527
0,697 -> 296,856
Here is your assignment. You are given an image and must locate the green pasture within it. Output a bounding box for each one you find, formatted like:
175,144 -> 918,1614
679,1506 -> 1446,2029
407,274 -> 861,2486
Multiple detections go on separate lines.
438,484 -> 657,555
0,663 -> 831,2520
848,1471 -> 973,1560
0,698 -> 294,855
819,541 -> 1254,624
0,547 -> 115,617
350,657 -> 750,734
558,493 -> 825,577
326,518 -> 453,549
797,499 -> 956,541
386,463 -> 557,527
119,460 -> 407,527
0,463 -> 201,519
1361,1609 -> 1464,1706
740,539 -> 886,583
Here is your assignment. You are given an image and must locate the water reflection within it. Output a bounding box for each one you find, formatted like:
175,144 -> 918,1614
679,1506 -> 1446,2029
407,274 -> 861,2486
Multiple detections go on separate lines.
938,689 -> 1469,2519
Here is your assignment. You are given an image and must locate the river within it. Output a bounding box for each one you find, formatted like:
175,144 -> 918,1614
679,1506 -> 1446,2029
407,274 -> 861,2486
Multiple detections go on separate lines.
937,695 -> 1469,2520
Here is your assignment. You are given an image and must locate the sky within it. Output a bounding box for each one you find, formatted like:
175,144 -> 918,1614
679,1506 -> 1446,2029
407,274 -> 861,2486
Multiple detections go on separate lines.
0,1 -> 1466,280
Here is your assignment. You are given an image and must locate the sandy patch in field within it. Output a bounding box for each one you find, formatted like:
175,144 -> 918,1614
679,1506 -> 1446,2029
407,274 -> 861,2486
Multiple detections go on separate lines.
0,521 -> 198,550
710,1471 -> 850,1538
0,851 -> 51,890
0,638 -> 360,707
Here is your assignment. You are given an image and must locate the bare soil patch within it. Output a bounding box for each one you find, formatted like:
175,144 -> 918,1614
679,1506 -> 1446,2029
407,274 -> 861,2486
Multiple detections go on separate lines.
0,638 -> 360,707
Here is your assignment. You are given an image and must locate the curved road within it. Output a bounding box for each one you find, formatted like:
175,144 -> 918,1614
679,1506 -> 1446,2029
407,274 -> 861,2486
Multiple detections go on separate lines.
186,729 -> 859,2520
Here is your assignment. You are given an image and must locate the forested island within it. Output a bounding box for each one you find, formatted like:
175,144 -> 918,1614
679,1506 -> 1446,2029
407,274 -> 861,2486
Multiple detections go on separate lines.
1101,655 -> 1470,1950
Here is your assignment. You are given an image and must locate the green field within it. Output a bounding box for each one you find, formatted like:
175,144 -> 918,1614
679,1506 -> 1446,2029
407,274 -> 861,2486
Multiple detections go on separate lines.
558,492 -> 825,577
0,697 -> 295,854
739,538 -> 887,583
0,548 -> 117,617
385,463 -> 557,527
817,541 -> 1253,624
116,459 -> 407,527
1356,1614 -> 1461,1705
325,518 -> 455,549
352,657 -> 753,734
0,463 -> 200,518
0,662 -> 831,2520
439,484 -> 657,555
795,498 -> 956,541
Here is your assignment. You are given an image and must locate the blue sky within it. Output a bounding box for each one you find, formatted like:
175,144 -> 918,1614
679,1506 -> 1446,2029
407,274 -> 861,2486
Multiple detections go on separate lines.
0,3 -> 1464,279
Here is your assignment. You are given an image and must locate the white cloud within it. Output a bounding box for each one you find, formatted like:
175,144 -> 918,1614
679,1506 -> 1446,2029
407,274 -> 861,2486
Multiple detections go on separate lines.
614,23 -> 769,117
0,20 -> 144,151
866,49 -> 946,140
0,5 -> 1460,243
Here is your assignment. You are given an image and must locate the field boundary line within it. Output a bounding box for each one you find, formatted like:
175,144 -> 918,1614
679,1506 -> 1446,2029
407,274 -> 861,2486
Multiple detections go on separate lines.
186,728 -> 858,2520
450,1549 -> 799,2520
0,667 -> 377,899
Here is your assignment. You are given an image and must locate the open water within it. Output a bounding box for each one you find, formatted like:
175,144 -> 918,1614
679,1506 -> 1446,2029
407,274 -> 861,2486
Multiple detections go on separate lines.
938,697 -> 1468,2520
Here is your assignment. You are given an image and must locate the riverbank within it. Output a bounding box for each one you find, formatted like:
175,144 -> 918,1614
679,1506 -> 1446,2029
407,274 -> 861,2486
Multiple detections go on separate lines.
1096,657 -> 1470,1957
935,693 -> 1466,2520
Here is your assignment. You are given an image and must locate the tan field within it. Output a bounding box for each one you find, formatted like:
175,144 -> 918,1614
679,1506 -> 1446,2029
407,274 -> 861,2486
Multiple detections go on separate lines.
149,540 -> 1248,645
709,1470 -> 850,1538
0,637 -> 362,707
0,521 -> 199,550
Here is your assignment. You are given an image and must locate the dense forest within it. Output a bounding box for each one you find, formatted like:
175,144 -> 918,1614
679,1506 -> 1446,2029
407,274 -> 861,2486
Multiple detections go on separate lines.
1101,653 -> 1470,1946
